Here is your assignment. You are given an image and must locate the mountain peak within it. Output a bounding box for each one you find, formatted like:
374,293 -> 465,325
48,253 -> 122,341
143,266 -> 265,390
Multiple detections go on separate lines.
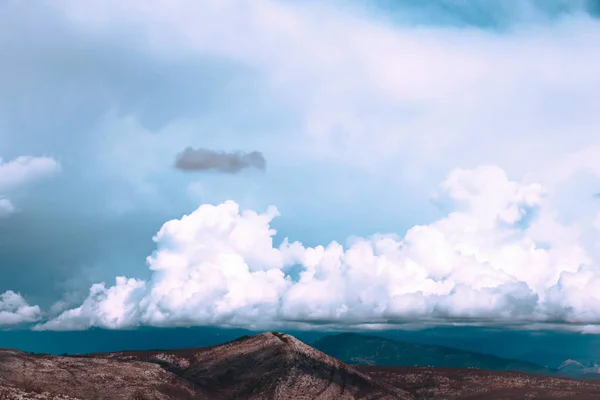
558,359 -> 600,375
180,332 -> 410,399
559,359 -> 585,368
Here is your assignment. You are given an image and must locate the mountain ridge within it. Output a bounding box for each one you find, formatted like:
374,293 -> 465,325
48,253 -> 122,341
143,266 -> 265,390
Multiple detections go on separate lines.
2,332 -> 600,399
312,332 -> 557,375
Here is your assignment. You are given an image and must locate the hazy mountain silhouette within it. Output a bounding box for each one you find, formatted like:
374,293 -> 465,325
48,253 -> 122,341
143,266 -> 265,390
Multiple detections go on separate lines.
312,333 -> 557,375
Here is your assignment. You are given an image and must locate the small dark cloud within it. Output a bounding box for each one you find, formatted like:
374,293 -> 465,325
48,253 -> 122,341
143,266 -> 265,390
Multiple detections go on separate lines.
593,192 -> 600,198
174,147 -> 266,174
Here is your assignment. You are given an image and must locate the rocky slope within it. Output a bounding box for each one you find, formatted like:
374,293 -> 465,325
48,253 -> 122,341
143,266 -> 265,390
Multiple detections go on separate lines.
96,332 -> 410,399
359,365 -> 600,400
0,332 -> 409,399
0,348 -> 197,399
2,332 -> 600,399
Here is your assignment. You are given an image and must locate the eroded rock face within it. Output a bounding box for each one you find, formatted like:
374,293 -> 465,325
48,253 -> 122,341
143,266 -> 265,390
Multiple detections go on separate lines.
2,332 -> 600,399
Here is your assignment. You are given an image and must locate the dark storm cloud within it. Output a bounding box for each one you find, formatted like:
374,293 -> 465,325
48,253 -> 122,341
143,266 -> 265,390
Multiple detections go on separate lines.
174,147 -> 266,174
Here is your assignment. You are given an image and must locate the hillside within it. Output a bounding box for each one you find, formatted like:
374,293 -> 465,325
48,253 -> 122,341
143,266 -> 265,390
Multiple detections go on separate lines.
2,332 -> 600,399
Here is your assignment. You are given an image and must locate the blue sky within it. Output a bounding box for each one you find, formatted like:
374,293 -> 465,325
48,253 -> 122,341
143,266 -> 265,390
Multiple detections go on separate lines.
1,0 -> 600,332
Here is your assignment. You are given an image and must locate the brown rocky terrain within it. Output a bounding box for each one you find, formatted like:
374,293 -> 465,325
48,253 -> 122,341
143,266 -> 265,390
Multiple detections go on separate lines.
359,365 -> 600,399
0,348 -> 197,399
2,332 -> 600,399
88,332 -> 410,399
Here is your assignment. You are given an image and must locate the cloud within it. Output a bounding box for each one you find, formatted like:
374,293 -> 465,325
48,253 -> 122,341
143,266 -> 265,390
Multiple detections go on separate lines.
0,156 -> 60,218
2,0 -> 600,317
0,197 -> 15,217
0,291 -> 41,326
35,0 -> 600,223
49,0 -> 600,174
39,165 -> 600,330
0,156 -> 61,191
174,147 -> 266,174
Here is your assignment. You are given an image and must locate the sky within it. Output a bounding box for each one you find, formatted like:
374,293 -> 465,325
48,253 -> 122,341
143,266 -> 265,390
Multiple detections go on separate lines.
2,0 -> 600,335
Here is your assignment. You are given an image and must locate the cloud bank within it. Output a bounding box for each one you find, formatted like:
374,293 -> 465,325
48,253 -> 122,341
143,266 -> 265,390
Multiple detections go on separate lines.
39,165 -> 600,330
0,291 -> 41,326
1,0 -> 600,330
2,0 -> 600,304
174,147 -> 266,174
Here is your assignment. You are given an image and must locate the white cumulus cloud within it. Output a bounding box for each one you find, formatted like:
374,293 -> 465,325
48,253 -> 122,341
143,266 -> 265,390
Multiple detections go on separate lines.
0,156 -> 61,191
40,165 -> 600,330
0,291 -> 42,326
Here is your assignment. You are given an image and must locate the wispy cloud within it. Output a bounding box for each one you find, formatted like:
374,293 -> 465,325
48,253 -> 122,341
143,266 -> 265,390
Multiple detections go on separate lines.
0,197 -> 15,218
0,156 -> 61,217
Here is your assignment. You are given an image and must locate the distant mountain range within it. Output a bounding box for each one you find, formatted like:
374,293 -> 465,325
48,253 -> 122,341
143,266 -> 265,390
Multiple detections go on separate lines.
3,326 -> 599,372
312,333 -> 558,375
558,359 -> 600,379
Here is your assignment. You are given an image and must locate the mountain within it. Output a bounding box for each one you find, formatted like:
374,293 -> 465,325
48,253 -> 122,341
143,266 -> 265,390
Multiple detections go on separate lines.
2,332 -> 600,399
0,332 -> 409,400
558,359 -> 600,379
95,331 -> 410,399
312,333 -> 556,375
